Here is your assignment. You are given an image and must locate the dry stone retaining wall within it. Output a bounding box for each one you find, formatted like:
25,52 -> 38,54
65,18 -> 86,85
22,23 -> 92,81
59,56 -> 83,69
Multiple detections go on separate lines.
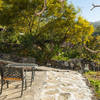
47,58 -> 100,72
0,53 -> 36,63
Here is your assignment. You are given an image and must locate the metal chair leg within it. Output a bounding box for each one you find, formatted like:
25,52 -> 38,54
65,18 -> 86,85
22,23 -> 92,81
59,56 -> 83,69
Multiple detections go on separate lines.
7,81 -> 9,88
0,79 -> 3,94
21,79 -> 24,97
25,79 -> 27,90
30,67 -> 34,86
24,70 -> 27,90
25,73 -> 27,90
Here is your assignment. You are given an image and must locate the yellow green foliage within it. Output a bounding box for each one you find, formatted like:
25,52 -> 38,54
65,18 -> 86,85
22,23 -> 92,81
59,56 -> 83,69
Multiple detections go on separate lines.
0,0 -> 3,10
70,16 -> 94,44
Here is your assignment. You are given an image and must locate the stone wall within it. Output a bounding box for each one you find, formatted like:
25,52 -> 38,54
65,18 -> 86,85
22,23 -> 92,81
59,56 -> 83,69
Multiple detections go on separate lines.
0,53 -> 36,63
47,58 -> 100,73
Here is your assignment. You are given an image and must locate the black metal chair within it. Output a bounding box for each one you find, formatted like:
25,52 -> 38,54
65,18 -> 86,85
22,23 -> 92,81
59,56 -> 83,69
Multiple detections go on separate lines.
7,63 -> 37,86
0,66 -> 27,97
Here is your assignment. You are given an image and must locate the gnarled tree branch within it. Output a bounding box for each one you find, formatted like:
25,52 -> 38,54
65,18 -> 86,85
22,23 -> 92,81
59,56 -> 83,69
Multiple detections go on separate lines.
35,0 -> 47,16
91,4 -> 100,11
83,44 -> 100,53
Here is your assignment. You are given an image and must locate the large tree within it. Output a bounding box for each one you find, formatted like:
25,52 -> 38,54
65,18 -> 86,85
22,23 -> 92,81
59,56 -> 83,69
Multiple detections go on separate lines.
0,0 -> 94,63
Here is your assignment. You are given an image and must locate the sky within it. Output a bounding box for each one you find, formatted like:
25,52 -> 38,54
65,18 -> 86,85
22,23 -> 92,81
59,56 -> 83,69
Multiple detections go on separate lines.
68,0 -> 100,22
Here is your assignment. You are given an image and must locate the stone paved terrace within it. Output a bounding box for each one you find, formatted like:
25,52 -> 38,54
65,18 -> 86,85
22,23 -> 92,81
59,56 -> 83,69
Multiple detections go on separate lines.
0,66 -> 95,100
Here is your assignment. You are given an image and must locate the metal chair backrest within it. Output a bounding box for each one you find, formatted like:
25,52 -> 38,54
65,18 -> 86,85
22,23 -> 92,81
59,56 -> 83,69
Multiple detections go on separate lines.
1,66 -> 23,81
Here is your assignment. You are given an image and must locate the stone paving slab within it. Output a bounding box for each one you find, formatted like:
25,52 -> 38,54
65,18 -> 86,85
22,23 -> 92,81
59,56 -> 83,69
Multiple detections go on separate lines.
39,71 -> 93,100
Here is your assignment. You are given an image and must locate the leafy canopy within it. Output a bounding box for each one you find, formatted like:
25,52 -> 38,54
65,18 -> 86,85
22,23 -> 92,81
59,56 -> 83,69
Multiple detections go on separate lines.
0,0 -> 95,63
